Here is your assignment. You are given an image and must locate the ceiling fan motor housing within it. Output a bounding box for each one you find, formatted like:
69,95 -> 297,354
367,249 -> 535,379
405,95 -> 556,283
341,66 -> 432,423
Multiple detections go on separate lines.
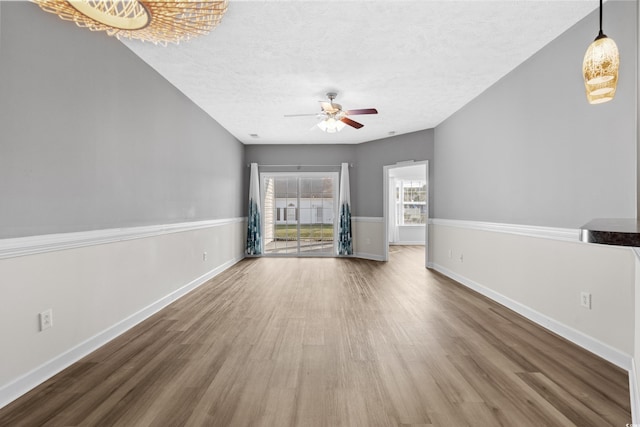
284,92 -> 377,131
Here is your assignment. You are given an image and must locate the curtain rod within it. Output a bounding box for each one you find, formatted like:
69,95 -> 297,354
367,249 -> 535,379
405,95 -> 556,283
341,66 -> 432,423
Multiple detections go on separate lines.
247,163 -> 353,168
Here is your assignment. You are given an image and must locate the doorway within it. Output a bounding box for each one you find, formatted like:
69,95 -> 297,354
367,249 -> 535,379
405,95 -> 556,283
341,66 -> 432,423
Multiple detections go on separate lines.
383,161 -> 429,267
261,172 -> 338,256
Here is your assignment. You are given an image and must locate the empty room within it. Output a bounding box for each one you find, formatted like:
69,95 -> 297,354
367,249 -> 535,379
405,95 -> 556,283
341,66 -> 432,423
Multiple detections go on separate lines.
1,0 -> 639,425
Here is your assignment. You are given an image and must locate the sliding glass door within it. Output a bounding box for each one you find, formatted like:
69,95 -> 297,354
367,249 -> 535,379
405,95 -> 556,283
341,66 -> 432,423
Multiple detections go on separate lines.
261,173 -> 338,256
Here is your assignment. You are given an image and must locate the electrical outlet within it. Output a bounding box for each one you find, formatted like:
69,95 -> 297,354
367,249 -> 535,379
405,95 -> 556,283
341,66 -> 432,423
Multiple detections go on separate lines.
203,251 -> 208,261
459,253 -> 464,263
580,292 -> 592,309
39,309 -> 53,331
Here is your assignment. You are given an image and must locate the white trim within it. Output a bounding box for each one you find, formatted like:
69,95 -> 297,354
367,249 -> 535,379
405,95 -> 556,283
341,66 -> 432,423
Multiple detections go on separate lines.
390,242 -> 426,246
352,216 -> 383,223
353,252 -> 385,262
631,359 -> 640,425
430,218 -> 579,243
260,172 -> 340,256
0,255 -> 244,410
383,161 -> 430,265
430,262 -> 632,371
633,249 -> 640,424
0,218 -> 246,260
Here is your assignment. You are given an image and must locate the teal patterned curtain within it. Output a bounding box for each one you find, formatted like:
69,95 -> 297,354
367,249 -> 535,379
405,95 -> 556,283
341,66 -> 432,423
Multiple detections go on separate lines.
337,162 -> 353,255
246,163 -> 262,255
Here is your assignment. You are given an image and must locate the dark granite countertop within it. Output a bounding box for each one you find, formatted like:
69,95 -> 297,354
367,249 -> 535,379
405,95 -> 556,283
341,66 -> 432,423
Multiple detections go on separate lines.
580,218 -> 640,247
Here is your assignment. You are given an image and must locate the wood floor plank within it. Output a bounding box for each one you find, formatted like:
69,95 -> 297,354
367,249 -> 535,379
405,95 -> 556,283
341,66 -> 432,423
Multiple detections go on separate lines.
516,372 -> 612,427
0,246 -> 631,426
254,387 -> 297,427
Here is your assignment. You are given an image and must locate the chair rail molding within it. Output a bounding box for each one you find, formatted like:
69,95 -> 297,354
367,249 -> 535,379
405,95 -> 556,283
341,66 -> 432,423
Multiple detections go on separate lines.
430,218 -> 580,243
0,218 -> 247,260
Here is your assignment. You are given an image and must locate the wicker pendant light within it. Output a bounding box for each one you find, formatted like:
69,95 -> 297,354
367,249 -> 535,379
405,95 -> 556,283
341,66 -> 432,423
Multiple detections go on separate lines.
582,0 -> 619,104
32,0 -> 228,46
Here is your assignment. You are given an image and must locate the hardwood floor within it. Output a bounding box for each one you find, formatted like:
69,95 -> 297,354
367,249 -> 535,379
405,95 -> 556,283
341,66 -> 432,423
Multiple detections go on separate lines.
0,246 -> 631,426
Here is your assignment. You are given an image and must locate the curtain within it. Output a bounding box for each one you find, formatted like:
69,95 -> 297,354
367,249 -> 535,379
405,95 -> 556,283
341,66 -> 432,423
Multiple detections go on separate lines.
337,162 -> 353,255
246,163 -> 262,255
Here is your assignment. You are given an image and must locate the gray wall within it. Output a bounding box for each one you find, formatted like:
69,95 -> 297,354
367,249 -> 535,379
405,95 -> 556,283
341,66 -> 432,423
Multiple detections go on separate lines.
245,129 -> 434,218
355,130 -> 434,217
433,1 -> 637,229
0,3 -> 245,239
244,144 -> 357,171
244,143 -> 358,206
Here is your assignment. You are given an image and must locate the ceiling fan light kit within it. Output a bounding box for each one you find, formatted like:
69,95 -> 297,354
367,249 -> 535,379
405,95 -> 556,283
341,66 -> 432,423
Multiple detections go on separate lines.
287,92 -> 378,133
582,0 -> 619,104
31,0 -> 229,46
318,117 -> 346,133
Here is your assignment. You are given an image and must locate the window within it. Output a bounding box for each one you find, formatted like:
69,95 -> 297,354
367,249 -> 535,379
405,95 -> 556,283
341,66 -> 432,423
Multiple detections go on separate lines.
395,180 -> 426,224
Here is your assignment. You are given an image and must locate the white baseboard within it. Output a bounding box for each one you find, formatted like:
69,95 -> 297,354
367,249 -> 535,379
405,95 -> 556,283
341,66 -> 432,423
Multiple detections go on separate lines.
354,252 -> 385,262
429,262 -> 632,371
390,242 -> 425,246
631,359 -> 640,424
0,255 -> 245,410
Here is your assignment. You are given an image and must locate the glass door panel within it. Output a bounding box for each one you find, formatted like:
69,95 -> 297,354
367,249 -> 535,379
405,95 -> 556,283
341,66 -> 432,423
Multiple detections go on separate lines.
262,173 -> 337,256
299,177 -> 314,253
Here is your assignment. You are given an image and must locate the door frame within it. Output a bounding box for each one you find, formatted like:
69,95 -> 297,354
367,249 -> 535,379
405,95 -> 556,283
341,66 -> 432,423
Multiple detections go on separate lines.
382,160 -> 429,267
260,171 -> 339,257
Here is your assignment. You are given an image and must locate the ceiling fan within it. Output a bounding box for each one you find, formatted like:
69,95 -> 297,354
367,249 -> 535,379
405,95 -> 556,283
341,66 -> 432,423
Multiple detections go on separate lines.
285,92 -> 378,133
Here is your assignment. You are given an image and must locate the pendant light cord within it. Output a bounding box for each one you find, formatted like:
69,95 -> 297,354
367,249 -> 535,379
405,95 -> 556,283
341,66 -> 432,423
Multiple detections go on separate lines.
599,0 -> 603,33
596,0 -> 606,40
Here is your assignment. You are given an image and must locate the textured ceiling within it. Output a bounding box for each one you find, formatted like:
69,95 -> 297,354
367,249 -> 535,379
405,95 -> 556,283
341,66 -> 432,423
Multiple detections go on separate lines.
123,1 -> 601,145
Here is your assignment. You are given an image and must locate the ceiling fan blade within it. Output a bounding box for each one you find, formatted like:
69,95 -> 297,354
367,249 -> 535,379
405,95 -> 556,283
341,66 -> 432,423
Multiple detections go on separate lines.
341,117 -> 364,129
284,113 -> 320,117
346,108 -> 378,115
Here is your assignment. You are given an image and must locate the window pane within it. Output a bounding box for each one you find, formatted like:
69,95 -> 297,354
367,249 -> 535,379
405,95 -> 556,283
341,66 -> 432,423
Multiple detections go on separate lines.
320,224 -> 333,241
300,178 -> 312,195
397,180 -> 427,225
403,203 -> 426,224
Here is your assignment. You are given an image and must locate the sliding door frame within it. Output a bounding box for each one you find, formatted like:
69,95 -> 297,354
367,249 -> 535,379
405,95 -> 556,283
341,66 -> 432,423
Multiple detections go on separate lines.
260,171 -> 339,257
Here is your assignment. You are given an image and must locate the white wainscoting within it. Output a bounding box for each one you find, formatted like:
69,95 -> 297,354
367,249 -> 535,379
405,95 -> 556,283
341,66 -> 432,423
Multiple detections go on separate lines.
631,358 -> 640,425
429,219 -> 634,372
632,248 -> 640,424
0,218 -> 244,260
390,224 -> 426,246
352,217 -> 385,261
0,218 -> 247,409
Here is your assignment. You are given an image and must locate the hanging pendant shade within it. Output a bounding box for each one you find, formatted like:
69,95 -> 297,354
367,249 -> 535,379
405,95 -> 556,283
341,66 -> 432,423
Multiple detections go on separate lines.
585,77 -> 617,104
32,0 -> 228,46
582,1 -> 619,104
583,35 -> 619,104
